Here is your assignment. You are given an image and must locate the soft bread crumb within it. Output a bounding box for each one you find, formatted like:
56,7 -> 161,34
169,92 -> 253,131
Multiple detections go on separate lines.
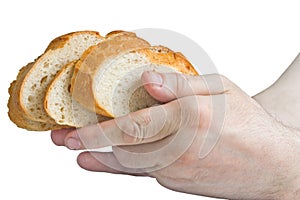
20,32 -> 103,123
45,61 -> 110,127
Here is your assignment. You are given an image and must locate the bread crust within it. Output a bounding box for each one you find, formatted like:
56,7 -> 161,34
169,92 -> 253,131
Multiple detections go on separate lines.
105,30 -> 136,38
72,37 -> 198,117
138,46 -> 199,75
8,63 -> 65,131
71,32 -> 151,115
99,46 -> 198,117
45,31 -> 101,52
8,30 -> 198,130
20,31 -> 102,123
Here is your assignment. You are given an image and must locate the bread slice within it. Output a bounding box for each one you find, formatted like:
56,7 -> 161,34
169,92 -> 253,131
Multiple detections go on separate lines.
8,63 -> 65,131
71,32 -> 151,115
44,31 -> 144,126
44,61 -> 110,127
20,31 -> 103,123
73,45 -> 198,118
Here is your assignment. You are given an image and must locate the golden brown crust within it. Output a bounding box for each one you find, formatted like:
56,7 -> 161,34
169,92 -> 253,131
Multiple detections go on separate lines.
8,31 -> 100,130
9,30 -> 198,130
45,31 -> 101,52
19,52 -> 58,124
20,31 -> 102,123
105,30 -> 136,38
138,46 -> 199,75
71,33 -> 151,114
8,63 -> 65,131
72,36 -> 198,117
98,46 -> 198,117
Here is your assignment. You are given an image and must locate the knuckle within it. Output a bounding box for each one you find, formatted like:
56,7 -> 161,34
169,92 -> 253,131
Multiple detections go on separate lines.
218,74 -> 234,90
180,96 -> 212,128
177,97 -> 202,126
121,112 -> 150,144
175,73 -> 188,96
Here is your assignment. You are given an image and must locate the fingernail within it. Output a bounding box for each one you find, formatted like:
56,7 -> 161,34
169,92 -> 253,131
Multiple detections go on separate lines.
65,138 -> 81,150
147,71 -> 163,87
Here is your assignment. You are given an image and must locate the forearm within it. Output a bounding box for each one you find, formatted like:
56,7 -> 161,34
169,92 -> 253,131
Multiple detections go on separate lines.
254,53 -> 300,129
253,53 -> 300,197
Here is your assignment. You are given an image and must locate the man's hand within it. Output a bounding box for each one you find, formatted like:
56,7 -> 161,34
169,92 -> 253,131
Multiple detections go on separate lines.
51,72 -> 300,200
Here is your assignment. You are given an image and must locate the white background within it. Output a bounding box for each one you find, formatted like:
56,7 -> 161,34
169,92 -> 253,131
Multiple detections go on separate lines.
1,0 -> 299,199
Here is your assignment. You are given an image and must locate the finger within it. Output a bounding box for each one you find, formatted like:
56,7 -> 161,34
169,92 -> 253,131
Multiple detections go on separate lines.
64,98 -> 187,150
51,128 -> 76,146
77,151 -> 149,176
141,71 -> 231,102
111,133 -> 190,170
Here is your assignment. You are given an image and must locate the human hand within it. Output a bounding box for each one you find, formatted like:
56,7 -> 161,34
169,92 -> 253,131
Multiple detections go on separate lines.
51,72 -> 300,200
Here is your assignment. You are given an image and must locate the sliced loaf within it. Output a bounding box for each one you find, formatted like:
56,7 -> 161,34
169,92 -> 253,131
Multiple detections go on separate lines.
20,31 -> 103,123
8,63 -> 65,131
71,32 -> 151,115
44,61 -> 110,127
73,45 -> 198,117
44,31 -> 144,127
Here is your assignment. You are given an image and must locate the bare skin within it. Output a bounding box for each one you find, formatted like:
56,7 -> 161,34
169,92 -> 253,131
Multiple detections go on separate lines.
254,53 -> 300,129
51,58 -> 300,199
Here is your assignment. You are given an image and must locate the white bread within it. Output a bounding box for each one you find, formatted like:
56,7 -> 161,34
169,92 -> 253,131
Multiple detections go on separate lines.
8,62 -> 65,131
72,45 -> 198,117
44,31 -> 145,127
20,31 -> 103,123
71,32 -> 151,115
44,61 -> 110,127
8,30 -> 198,131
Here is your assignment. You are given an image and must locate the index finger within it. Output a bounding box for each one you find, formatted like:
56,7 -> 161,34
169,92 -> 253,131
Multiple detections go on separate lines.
64,100 -> 182,150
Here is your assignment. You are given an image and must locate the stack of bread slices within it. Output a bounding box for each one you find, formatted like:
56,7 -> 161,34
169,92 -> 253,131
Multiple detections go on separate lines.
8,30 -> 198,131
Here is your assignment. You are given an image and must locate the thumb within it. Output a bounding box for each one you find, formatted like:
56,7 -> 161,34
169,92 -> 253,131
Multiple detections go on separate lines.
141,71 -> 232,102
